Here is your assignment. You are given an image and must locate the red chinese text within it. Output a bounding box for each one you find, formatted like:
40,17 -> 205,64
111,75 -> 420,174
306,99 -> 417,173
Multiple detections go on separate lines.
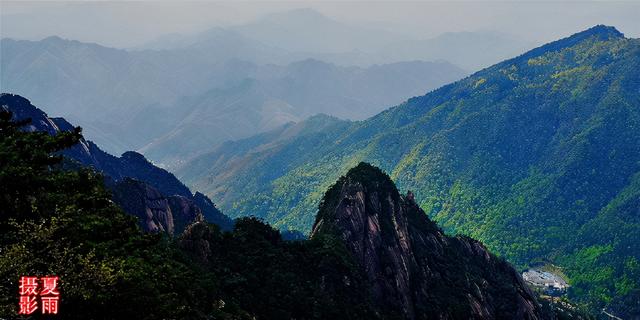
18,276 -> 60,315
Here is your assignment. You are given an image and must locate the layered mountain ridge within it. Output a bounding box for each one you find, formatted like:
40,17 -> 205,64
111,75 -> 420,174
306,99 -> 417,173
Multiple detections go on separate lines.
0,93 -> 233,233
1,34 -> 466,159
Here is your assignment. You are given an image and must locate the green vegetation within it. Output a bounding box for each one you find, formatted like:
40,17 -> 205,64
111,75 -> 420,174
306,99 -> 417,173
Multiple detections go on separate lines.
180,26 -> 640,316
0,111 -> 376,319
0,110 -> 212,318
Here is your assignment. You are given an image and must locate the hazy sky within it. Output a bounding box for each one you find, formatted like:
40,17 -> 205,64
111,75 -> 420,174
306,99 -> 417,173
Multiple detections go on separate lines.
1,1 -> 639,48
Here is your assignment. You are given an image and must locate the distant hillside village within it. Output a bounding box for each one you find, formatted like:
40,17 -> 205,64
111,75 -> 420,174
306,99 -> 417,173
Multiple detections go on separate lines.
522,269 -> 569,296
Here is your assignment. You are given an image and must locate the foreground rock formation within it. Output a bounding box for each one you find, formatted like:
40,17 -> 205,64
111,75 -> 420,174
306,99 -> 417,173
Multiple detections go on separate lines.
311,163 -> 544,319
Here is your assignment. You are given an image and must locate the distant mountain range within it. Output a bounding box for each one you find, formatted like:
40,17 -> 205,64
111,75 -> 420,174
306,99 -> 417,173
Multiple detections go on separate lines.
177,26 -> 640,317
0,93 -> 233,233
230,8 -> 406,55
1,8 -> 532,160
1,36 -> 200,152
139,59 -> 464,166
139,8 -> 536,70
376,30 -> 536,71
1,36 -> 464,161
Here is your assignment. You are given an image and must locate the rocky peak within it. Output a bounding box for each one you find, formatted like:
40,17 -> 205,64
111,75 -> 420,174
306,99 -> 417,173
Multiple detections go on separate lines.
311,162 -> 545,319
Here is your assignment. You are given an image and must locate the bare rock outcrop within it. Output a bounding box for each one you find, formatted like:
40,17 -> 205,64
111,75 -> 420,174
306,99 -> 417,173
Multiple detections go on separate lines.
311,162 -> 545,319
110,178 -> 205,235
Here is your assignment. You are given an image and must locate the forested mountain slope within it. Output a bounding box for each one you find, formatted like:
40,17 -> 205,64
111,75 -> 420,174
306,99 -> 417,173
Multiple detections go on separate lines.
0,114 -> 554,318
179,25 -> 640,316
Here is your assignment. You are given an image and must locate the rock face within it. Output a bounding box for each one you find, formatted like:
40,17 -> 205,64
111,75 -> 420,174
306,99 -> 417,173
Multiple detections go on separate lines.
108,178 -> 212,235
0,93 -> 233,233
311,163 -> 545,319
110,178 -> 177,234
168,195 -> 205,235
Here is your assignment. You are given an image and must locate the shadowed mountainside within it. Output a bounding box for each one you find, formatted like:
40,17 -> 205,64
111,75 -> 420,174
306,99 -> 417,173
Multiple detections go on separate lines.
0,93 -> 233,233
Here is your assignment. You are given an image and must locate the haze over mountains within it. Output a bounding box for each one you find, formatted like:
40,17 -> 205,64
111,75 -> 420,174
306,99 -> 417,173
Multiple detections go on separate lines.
1,36 -> 465,160
1,8 -> 538,164
2,3 -> 639,317
139,59 -> 464,165
137,8 -> 535,70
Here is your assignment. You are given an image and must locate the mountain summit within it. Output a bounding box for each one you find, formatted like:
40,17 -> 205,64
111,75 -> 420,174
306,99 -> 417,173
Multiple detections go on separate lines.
565,24 -> 623,40
510,24 -> 623,63
311,163 -> 544,319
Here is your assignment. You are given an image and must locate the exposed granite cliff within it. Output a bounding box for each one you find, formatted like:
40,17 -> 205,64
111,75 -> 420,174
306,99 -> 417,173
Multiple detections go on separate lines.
110,178 -> 177,233
169,194 -> 206,235
311,163 -> 545,319
109,178 -> 206,235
